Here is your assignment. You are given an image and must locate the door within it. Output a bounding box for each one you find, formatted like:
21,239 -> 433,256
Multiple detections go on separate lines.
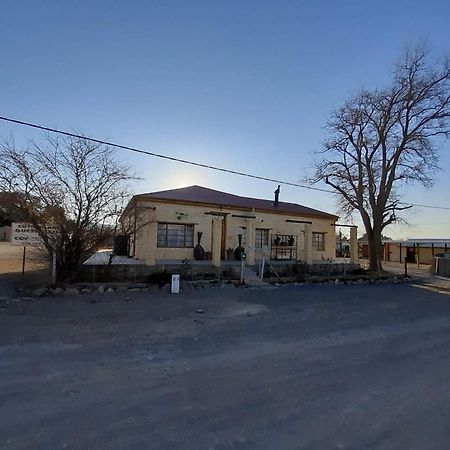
406,246 -> 416,263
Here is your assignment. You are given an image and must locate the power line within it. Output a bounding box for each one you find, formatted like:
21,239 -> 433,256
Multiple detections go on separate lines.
1,115 -> 450,211
0,116 -> 333,194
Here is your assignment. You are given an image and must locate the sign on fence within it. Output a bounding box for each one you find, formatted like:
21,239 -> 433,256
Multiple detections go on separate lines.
10,223 -> 43,246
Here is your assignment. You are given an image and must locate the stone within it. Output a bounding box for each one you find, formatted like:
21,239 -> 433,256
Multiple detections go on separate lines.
80,288 -> 92,294
97,285 -> 105,293
33,288 -> 48,297
52,287 -> 64,295
64,287 -> 79,296
105,287 -> 115,293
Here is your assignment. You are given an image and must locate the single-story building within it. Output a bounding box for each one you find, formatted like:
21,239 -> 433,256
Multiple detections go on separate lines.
358,238 -> 450,265
121,185 -> 356,267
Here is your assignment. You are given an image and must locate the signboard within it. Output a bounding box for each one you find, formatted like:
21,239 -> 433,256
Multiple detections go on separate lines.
11,223 -> 43,246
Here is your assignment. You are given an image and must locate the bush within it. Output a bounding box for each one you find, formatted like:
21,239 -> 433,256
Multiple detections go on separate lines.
147,270 -> 172,287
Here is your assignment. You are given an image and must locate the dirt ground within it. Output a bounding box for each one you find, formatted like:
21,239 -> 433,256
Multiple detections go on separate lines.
2,276 -> 450,449
0,242 -> 48,274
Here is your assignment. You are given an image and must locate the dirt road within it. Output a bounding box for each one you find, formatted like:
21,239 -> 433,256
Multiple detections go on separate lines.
2,280 -> 450,449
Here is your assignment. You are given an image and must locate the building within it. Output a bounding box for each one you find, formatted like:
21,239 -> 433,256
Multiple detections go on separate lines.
121,185 -> 353,267
358,238 -> 450,265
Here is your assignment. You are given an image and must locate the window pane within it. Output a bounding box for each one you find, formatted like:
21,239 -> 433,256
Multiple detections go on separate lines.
185,225 -> 194,247
312,232 -> 325,251
255,229 -> 269,248
157,223 -> 194,248
157,223 -> 167,247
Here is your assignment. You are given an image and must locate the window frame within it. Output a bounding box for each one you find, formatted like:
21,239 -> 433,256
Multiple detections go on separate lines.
312,232 -> 325,251
157,222 -> 195,248
255,228 -> 270,248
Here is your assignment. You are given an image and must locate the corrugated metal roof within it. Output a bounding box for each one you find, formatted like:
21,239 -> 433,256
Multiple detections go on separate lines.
359,238 -> 450,248
136,185 -> 338,220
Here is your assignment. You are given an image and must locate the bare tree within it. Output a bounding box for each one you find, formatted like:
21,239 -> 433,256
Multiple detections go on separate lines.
0,133 -> 136,281
313,46 -> 450,272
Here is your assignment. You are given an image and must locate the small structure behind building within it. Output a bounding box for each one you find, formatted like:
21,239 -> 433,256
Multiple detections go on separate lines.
359,238 -> 450,266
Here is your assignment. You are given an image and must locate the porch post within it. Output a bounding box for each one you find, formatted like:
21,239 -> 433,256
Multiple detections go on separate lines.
145,221 -> 157,266
304,223 -> 313,264
349,227 -> 358,264
211,216 -> 223,267
246,218 -> 256,265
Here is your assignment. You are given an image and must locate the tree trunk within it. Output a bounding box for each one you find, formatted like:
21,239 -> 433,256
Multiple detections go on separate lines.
367,228 -> 383,273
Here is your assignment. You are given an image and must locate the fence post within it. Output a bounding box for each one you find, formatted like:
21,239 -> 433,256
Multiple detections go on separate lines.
22,246 -> 26,275
404,256 -> 408,278
52,251 -> 57,284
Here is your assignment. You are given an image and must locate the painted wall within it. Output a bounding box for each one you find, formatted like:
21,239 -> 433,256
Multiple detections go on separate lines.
385,242 -> 449,265
126,199 -> 336,265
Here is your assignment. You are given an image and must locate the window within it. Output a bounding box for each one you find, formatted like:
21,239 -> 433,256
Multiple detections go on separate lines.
157,223 -> 194,248
312,232 -> 325,251
255,229 -> 269,248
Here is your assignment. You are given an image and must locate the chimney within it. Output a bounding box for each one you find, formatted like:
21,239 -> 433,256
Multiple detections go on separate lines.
273,185 -> 280,207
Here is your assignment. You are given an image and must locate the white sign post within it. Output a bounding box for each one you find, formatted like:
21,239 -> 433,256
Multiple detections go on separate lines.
10,223 -> 43,246
11,223 -> 58,278
11,223 -> 43,275
171,274 -> 180,294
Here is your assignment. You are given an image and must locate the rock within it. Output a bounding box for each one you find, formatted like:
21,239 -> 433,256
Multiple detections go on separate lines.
80,288 -> 92,294
33,288 -> 48,297
64,287 -> 79,296
105,287 -> 115,293
196,309 -> 205,314
52,287 -> 64,295
97,285 -> 105,293
127,287 -> 141,292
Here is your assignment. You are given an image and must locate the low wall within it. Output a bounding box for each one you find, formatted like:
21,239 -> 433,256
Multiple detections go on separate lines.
78,263 -> 219,282
266,262 -> 361,277
431,257 -> 450,277
78,261 -> 362,282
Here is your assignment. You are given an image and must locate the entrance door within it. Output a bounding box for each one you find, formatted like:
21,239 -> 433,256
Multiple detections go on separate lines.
406,246 -> 416,263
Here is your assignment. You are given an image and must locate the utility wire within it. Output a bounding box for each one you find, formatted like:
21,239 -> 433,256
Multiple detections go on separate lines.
1,115 -> 450,211
0,116 -> 333,194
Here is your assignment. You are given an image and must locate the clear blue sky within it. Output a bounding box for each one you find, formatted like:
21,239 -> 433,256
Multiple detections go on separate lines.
1,0 -> 450,239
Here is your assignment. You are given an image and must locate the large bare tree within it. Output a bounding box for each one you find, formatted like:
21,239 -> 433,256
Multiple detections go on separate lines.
313,47 -> 450,272
0,134 -> 135,281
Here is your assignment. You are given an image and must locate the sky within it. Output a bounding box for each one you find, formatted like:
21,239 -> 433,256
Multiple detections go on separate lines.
1,0 -> 450,239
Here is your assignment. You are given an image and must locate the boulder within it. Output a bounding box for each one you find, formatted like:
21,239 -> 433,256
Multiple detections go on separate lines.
33,288 -> 48,297
64,287 -> 79,296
